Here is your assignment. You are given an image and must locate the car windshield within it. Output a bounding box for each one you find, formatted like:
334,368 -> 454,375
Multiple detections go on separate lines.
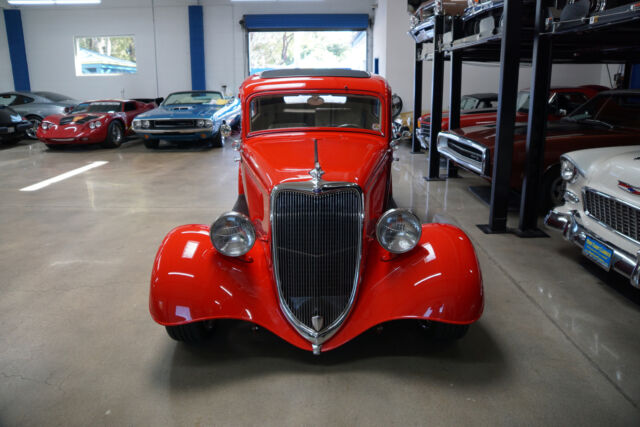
33,91 -> 72,102
516,91 -> 530,113
567,93 -> 640,129
249,93 -> 382,133
73,102 -> 121,113
163,91 -> 223,105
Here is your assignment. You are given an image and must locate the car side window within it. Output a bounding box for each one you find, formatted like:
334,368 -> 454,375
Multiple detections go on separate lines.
0,94 -> 17,107
124,102 -> 137,112
556,93 -> 589,114
21,96 -> 34,104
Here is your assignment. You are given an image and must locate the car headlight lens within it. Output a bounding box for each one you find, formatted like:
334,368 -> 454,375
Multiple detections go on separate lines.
197,119 -> 213,128
142,120 -> 150,129
561,159 -> 578,183
133,120 -> 140,128
89,121 -> 95,129
210,212 -> 256,257
376,209 -> 422,254
42,122 -> 51,130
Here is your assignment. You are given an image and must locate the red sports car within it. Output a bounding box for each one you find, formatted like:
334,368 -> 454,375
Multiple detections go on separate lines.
37,99 -> 155,149
417,85 -> 608,148
149,69 -> 484,355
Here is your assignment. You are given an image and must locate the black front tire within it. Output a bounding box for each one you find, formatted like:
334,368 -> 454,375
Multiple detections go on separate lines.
421,320 -> 470,341
543,165 -> 564,212
144,139 -> 160,149
208,132 -> 222,148
101,121 -> 124,148
165,320 -> 215,344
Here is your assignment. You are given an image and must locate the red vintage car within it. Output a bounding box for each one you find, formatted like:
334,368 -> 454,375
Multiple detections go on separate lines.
437,90 -> 640,208
37,99 -> 155,149
417,85 -> 607,148
149,69 -> 484,355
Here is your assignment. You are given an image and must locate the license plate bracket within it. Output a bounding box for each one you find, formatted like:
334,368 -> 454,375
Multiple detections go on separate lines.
583,236 -> 613,271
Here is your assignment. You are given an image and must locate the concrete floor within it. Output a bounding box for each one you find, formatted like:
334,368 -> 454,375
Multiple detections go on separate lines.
1,137 -> 639,426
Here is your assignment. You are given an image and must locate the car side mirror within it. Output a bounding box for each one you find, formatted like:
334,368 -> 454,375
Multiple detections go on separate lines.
221,122 -> 232,137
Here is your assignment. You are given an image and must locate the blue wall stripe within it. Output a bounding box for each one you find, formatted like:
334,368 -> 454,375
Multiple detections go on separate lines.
631,65 -> 640,89
244,14 -> 369,30
3,9 -> 30,92
188,5 -> 206,91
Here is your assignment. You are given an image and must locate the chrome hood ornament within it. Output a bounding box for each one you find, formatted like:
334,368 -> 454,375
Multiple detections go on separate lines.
618,180 -> 640,196
308,138 -> 325,190
312,315 -> 324,332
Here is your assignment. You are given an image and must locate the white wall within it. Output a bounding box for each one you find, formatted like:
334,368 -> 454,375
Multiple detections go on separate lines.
373,0 -> 612,115
2,0 -> 376,99
0,9 -> 15,91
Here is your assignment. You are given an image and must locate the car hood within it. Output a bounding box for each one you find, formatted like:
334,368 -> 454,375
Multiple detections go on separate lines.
136,104 -> 222,120
243,131 -> 389,191
45,113 -> 107,125
454,120 -> 625,148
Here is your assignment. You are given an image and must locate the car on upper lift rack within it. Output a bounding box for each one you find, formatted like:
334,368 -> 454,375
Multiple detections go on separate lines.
437,89 -> 640,209
409,0 -> 469,42
148,69 -> 484,355
549,1 -> 640,31
545,144 -> 640,289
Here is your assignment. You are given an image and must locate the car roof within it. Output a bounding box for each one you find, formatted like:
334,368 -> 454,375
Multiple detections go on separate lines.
260,68 -> 371,79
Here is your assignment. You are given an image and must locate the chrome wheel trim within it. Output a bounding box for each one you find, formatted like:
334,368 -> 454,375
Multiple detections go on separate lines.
112,124 -> 122,143
26,117 -> 41,139
550,176 -> 565,206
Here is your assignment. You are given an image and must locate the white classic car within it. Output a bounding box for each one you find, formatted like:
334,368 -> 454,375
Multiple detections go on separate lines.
545,145 -> 640,289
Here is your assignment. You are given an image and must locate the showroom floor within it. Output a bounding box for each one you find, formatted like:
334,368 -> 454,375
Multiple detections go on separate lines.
1,137 -> 639,426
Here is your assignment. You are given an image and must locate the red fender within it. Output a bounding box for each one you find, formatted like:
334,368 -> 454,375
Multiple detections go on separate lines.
149,223 -> 483,352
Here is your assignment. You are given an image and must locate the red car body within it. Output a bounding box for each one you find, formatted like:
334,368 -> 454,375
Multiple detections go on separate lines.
149,70 -> 483,354
37,99 -> 154,147
437,90 -> 640,206
417,85 -> 608,147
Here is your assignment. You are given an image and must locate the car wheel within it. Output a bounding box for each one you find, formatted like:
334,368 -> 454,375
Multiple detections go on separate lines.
165,320 -> 215,344
25,116 -> 42,140
420,320 -> 470,341
144,139 -> 160,149
101,121 -> 124,148
543,165 -> 564,211
208,132 -> 223,148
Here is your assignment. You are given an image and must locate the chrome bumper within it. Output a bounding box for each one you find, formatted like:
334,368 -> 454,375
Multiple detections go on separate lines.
544,210 -> 640,289
133,127 -> 214,134
437,132 -> 490,176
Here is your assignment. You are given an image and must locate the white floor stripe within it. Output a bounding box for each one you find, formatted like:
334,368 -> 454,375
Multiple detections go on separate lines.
20,161 -> 109,192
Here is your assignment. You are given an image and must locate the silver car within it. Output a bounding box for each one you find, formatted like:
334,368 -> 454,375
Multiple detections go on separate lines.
0,91 -> 77,139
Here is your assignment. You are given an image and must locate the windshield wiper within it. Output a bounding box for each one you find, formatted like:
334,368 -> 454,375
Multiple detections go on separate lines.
575,118 -> 614,129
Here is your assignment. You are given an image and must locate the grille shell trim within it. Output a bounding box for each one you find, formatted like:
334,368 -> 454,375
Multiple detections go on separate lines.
270,181 -> 364,346
583,187 -> 640,245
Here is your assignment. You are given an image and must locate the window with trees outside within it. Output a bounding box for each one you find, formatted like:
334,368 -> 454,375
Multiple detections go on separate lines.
248,31 -> 367,75
74,35 -> 137,76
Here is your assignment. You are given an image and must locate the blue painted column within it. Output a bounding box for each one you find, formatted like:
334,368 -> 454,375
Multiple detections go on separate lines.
3,9 -> 31,91
188,5 -> 206,91
631,65 -> 640,89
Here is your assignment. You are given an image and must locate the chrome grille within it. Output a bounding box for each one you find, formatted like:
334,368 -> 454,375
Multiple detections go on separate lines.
584,189 -> 640,243
152,119 -> 195,129
448,140 -> 484,162
272,186 -> 362,336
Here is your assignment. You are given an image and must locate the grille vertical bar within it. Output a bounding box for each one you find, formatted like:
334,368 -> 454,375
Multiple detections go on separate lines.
272,187 -> 362,333
584,189 -> 640,243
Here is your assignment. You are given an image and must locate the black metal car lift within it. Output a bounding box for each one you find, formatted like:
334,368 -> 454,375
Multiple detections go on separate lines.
410,0 -> 640,237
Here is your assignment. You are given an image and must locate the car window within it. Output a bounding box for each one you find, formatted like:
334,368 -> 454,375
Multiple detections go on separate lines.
249,93 -> 382,133
32,91 -> 71,102
555,92 -> 589,113
163,91 -> 223,105
461,97 -> 477,110
568,94 -> 640,129
20,96 -> 34,104
516,92 -> 530,113
124,102 -> 137,112
0,94 -> 17,106
73,102 -> 121,113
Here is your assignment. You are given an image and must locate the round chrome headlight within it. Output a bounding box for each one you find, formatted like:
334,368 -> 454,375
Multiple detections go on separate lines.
142,120 -> 150,129
376,209 -> 422,254
210,212 -> 256,257
196,119 -> 205,128
561,159 -> 577,183
42,122 -> 51,130
89,121 -> 96,129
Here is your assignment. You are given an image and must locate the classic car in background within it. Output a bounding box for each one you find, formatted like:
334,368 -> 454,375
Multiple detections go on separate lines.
545,145 -> 640,289
418,85 -> 605,148
0,91 -> 77,139
460,0 -> 539,39
437,90 -> 640,208
409,0 -> 468,42
0,105 -> 31,144
215,96 -> 241,132
37,99 -> 155,149
148,69 -> 484,354
551,0 -> 640,31
132,91 -> 229,149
